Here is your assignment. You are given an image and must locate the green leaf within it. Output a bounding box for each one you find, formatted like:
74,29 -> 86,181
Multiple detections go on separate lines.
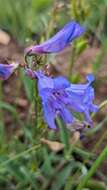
51,163 -> 73,190
42,148 -> 54,176
86,180 -> 107,190
0,101 -> 18,120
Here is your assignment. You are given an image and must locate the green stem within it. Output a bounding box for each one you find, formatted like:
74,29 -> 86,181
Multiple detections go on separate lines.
69,45 -> 76,77
99,100 -> 107,110
0,81 -> 3,122
0,144 -> 41,171
34,80 -> 42,130
73,147 -> 95,159
56,117 -> 69,149
35,80 -> 38,127
76,146 -> 107,190
91,100 -> 107,119
92,129 -> 107,152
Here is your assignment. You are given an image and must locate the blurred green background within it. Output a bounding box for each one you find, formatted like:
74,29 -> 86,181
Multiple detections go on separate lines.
0,0 -> 107,190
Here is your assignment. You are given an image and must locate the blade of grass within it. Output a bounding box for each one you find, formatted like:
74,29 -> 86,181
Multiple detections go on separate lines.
86,116 -> 107,136
0,101 -> 18,119
76,146 -> 107,190
0,144 -> 41,171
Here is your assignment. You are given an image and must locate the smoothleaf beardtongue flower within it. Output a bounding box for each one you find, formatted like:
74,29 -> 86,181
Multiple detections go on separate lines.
0,63 -> 19,80
26,69 -> 98,129
25,21 -> 85,55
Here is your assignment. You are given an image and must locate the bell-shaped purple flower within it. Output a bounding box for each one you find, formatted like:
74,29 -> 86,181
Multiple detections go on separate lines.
26,69 -> 98,129
25,21 -> 85,55
0,63 -> 19,80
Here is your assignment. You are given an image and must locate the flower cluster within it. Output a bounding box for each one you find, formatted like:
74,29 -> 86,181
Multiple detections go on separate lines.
0,21 -> 98,130
0,62 -> 19,80
26,69 -> 98,129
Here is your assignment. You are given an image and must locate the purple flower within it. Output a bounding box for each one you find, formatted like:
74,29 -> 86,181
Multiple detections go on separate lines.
25,21 -> 85,55
26,69 -> 98,129
0,63 -> 19,80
